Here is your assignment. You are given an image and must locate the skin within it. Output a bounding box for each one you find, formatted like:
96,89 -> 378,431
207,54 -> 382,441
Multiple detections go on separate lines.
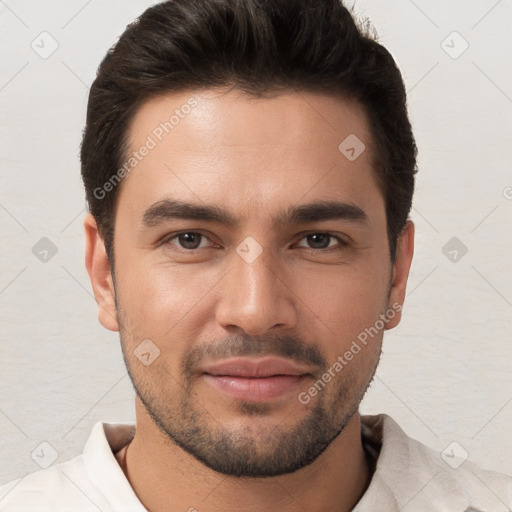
84,87 -> 414,512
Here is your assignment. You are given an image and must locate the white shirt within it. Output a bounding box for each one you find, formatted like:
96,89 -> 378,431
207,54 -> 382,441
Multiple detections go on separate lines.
1,414 -> 510,511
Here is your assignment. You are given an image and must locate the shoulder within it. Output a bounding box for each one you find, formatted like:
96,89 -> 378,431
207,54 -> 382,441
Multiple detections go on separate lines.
359,414 -> 512,511
0,421 -> 136,511
0,456 -> 108,511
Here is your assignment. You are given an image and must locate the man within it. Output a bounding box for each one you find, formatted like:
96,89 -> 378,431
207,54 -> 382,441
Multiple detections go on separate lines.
1,0 -> 510,510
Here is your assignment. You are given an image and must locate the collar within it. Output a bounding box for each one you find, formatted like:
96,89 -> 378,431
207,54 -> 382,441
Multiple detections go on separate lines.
356,414 -> 482,511
83,415 -> 499,512
83,421 -> 144,511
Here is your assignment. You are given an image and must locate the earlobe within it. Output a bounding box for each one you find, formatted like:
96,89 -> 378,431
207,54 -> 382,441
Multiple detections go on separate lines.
385,220 -> 415,330
84,213 -> 119,332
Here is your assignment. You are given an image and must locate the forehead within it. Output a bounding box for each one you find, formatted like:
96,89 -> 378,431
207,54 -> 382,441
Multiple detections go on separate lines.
116,87 -> 383,226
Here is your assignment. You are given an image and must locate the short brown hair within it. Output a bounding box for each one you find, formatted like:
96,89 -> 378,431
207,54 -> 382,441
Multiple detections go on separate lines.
80,0 -> 417,266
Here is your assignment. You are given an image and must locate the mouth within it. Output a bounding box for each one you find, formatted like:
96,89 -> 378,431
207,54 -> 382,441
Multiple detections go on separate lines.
201,357 -> 312,402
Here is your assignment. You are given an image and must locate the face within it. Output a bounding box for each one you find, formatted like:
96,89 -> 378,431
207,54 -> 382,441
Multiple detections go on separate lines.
85,87 -> 413,477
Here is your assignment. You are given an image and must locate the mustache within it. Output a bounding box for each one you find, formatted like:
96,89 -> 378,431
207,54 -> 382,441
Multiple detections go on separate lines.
181,333 -> 327,377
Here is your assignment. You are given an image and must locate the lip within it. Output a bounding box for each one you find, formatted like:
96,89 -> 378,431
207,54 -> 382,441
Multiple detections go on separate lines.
202,356 -> 312,378
201,357 -> 312,402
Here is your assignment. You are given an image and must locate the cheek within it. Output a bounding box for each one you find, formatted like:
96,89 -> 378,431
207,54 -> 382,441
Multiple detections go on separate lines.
115,260 -> 220,371
293,261 -> 389,336
117,257 -> 204,319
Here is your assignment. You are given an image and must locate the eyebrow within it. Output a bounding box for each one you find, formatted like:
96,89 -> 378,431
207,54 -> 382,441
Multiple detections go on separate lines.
141,198 -> 368,228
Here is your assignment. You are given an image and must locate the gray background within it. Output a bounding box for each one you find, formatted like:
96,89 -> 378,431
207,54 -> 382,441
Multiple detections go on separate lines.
1,0 -> 511,486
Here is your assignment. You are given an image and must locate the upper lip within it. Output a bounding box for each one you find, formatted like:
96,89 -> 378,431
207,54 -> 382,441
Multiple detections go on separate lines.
202,357 -> 312,378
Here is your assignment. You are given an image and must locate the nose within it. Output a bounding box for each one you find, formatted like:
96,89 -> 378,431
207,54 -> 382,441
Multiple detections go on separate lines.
215,244 -> 299,335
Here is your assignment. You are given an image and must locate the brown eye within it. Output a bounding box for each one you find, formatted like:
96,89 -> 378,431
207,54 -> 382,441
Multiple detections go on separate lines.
305,233 -> 331,249
165,232 -> 211,250
296,232 -> 347,250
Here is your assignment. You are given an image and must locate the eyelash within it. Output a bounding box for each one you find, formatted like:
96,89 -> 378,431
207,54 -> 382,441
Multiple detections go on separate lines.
160,231 -> 349,252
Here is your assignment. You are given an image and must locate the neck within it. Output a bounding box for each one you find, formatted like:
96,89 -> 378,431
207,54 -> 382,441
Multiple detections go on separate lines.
121,399 -> 372,512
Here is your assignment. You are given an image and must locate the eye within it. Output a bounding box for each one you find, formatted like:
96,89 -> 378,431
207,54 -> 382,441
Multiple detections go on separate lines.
164,231 -> 214,250
295,232 -> 348,250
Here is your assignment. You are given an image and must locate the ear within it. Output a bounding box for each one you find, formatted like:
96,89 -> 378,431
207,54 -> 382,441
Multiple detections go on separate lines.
84,213 -> 119,331
385,220 -> 414,330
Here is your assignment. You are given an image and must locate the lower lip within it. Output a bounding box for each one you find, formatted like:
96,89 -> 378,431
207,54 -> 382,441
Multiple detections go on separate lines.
203,374 -> 306,401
